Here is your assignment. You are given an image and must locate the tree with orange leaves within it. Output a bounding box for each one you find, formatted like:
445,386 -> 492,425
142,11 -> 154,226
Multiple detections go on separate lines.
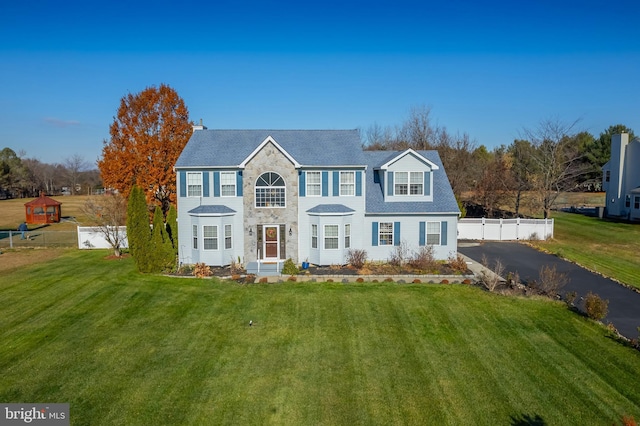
98,84 -> 192,215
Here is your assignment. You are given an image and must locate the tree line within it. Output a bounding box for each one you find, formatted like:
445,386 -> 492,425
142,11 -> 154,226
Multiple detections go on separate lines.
362,106 -> 635,218
0,149 -> 100,199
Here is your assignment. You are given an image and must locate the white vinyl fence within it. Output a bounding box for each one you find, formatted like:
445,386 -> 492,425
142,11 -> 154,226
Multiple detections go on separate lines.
77,226 -> 128,249
457,218 -> 554,241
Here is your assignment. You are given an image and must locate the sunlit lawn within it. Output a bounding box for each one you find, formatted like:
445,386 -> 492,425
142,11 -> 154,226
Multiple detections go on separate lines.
1,250 -> 639,425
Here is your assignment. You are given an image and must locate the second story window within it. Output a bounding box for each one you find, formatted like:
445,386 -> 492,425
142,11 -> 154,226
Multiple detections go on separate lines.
306,171 -> 321,196
395,172 -> 423,195
256,172 -> 285,207
221,172 -> 236,196
340,171 -> 355,196
187,172 -> 202,197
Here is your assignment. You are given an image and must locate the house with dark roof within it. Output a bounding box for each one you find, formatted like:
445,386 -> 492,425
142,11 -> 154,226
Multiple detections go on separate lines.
174,128 -> 460,267
602,133 -> 640,221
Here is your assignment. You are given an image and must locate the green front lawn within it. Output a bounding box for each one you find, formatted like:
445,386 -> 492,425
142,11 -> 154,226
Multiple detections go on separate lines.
1,250 -> 639,425
534,212 -> 640,289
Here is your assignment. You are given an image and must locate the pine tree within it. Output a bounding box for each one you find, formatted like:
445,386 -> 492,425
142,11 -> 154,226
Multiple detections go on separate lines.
149,206 -> 175,273
126,185 -> 151,272
165,204 -> 179,258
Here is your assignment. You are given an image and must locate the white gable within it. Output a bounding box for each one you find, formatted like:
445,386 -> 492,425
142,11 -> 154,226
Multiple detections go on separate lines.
238,136 -> 301,169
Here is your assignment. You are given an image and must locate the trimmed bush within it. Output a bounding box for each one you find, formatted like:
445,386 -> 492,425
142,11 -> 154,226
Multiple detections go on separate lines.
282,258 -> 299,275
193,263 -> 212,278
584,292 -> 609,321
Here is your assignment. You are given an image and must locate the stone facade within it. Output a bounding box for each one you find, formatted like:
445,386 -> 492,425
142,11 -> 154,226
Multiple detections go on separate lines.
243,142 -> 299,262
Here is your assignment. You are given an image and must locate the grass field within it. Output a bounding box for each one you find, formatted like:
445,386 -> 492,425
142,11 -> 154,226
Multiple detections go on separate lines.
532,211 -> 640,290
1,250 -> 639,425
0,195 -> 94,231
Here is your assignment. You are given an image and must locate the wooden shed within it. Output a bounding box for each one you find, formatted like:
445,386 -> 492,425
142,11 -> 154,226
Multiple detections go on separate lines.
24,193 -> 62,224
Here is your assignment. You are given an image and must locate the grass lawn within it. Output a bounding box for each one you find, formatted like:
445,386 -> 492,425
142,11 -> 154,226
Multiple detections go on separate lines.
532,211 -> 640,290
1,251 -> 639,425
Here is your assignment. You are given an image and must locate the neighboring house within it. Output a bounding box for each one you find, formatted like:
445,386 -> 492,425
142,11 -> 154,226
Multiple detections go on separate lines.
602,133 -> 640,221
174,129 -> 460,267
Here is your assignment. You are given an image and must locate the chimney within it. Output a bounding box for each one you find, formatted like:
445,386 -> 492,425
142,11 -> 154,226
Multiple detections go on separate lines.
192,118 -> 207,132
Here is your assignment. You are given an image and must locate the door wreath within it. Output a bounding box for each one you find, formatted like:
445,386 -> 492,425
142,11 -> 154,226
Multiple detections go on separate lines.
266,227 -> 277,239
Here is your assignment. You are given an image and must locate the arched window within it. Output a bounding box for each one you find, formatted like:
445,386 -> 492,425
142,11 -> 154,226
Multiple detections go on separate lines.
255,172 -> 286,207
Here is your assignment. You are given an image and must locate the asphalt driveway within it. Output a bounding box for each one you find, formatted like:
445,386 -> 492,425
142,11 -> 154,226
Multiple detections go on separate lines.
458,241 -> 640,339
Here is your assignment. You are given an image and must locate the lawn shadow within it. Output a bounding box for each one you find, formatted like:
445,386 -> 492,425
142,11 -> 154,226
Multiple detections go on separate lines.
510,413 -> 546,426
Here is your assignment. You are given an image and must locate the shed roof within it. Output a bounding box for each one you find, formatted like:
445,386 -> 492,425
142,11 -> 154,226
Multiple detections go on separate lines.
24,193 -> 62,206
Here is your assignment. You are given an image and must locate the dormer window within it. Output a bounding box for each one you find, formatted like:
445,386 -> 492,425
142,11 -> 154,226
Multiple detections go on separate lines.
395,172 -> 423,195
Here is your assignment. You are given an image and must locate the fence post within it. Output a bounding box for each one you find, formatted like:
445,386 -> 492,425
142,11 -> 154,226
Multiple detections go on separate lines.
481,217 -> 485,240
9,230 -> 13,249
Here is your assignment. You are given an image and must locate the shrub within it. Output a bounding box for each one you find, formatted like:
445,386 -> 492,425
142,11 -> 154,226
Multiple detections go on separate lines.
479,255 -> 504,292
530,265 -> 569,297
388,241 -> 410,267
564,291 -> 577,307
229,256 -> 244,275
462,279 -> 471,285
440,279 -> 449,284
282,258 -> 299,275
384,277 -> 394,282
347,249 -> 368,269
584,292 -> 609,321
408,245 -> 437,272
287,276 -> 297,282
448,253 -> 468,273
356,277 -> 364,283
412,279 -> 422,283
259,277 -> 268,284
193,263 -> 212,278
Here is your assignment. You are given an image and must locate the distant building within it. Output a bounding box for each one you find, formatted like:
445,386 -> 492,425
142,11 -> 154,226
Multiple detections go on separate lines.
24,192 -> 62,224
602,133 -> 640,220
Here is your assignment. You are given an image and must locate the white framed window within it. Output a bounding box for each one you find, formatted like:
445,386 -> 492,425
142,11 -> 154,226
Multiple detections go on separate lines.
221,172 -> 236,197
345,224 -> 351,249
340,171 -> 355,196
311,224 -> 318,249
379,222 -> 393,246
224,224 -> 232,249
306,171 -> 321,196
426,221 -> 441,245
395,172 -> 423,195
192,225 -> 198,249
203,225 -> 218,250
635,196 -> 640,210
256,172 -> 286,207
187,172 -> 202,197
324,225 -> 339,249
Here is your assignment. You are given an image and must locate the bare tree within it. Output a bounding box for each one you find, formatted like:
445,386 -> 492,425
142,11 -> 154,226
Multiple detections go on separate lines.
82,193 -> 128,256
522,118 -> 587,218
65,154 -> 90,195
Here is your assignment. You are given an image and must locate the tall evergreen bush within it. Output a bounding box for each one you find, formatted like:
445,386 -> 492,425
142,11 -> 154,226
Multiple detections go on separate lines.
166,205 -> 178,257
150,206 -> 175,272
126,186 -> 152,272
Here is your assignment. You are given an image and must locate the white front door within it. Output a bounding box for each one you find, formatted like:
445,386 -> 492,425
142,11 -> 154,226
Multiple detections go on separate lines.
263,225 -> 279,261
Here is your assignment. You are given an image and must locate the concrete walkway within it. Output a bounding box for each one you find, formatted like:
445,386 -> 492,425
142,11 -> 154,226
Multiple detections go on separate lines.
458,241 -> 640,339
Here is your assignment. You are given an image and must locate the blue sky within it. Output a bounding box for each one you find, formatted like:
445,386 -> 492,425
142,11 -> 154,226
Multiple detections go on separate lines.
1,0 -> 639,165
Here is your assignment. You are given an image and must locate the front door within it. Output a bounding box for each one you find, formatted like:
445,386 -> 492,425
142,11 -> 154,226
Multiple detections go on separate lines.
263,226 -> 279,261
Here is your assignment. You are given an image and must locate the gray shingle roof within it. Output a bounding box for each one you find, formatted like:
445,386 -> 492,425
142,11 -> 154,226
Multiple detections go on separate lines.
306,204 -> 356,214
188,205 -> 236,215
364,150 -> 460,215
175,129 -> 367,168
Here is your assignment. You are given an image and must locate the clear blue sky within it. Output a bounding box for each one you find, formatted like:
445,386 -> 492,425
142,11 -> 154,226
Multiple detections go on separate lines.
1,0 -> 639,166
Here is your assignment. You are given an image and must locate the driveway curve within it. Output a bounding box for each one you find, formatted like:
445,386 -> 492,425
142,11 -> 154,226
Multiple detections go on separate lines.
458,241 -> 640,339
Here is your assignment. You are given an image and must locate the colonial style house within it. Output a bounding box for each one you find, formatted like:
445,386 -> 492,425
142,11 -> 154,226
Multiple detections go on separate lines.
174,129 -> 460,267
602,133 -> 640,221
